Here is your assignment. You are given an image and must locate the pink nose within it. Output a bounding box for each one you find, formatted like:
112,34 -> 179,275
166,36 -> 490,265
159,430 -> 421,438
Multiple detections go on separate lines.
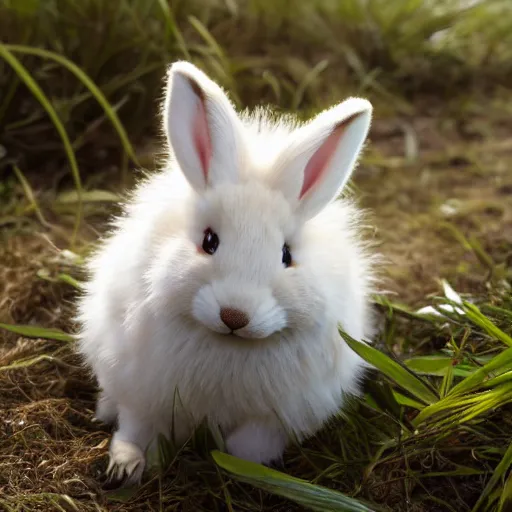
220,308 -> 250,331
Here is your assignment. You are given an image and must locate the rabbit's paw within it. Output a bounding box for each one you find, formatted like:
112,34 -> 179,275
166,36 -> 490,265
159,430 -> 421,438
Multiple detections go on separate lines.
226,421 -> 286,465
105,439 -> 145,487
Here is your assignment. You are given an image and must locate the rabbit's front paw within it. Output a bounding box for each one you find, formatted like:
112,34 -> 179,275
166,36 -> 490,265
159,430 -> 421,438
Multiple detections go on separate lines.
105,439 -> 145,487
225,421 -> 287,465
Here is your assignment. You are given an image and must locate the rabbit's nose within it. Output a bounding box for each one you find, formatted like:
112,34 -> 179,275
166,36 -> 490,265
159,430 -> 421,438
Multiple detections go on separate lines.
220,308 -> 250,331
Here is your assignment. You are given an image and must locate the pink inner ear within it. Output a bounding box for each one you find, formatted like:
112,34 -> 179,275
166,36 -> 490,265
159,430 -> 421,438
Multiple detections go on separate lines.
193,97 -> 212,180
300,124 -> 346,199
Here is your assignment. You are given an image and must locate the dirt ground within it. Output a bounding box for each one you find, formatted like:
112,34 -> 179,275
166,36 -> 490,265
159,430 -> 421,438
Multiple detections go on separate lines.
0,97 -> 511,510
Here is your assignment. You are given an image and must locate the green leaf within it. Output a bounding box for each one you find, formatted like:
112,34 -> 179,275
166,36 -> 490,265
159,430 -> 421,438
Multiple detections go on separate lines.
448,346 -> 512,397
392,391 -> 424,410
404,355 -> 453,376
212,451 -> 378,512
0,323 -> 74,342
340,330 -> 438,405
472,440 -> 512,512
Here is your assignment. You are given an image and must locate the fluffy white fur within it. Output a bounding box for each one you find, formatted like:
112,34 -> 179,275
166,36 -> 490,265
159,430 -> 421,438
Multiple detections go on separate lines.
75,61 -> 377,485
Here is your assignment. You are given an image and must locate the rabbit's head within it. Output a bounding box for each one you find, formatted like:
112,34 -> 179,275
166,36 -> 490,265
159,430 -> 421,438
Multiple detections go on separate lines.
153,61 -> 372,341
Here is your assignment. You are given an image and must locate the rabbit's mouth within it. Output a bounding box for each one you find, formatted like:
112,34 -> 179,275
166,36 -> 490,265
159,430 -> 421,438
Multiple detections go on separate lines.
192,283 -> 288,340
223,331 -> 245,340
193,314 -> 285,340
200,317 -> 286,341
214,327 -> 282,342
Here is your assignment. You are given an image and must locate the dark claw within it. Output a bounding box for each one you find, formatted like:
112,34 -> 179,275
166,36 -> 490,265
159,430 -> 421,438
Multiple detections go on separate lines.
101,460 -> 141,490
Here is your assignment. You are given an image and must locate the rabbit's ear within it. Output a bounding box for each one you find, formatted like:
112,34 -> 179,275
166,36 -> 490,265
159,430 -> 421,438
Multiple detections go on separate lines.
163,61 -> 244,192
269,98 -> 372,220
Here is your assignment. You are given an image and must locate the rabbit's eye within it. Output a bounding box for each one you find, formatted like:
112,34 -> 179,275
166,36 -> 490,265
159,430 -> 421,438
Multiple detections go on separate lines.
202,228 -> 219,255
282,243 -> 292,267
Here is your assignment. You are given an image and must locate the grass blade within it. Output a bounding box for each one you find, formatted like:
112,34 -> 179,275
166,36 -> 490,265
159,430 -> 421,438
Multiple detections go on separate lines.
212,451 -> 378,512
448,346 -> 512,397
498,470 -> 512,512
188,16 -> 226,64
442,388 -> 512,427
463,301 -> 512,347
12,164 -> 49,227
0,43 -> 83,245
292,59 -> 329,110
373,295 -> 439,323
5,44 -> 140,166
415,385 -> 512,426
55,189 -> 121,204
157,0 -> 190,59
0,355 -> 72,373
340,330 -> 438,405
0,323 -> 74,342
472,440 -> 512,512
440,364 -> 454,398
482,370 -> 512,389
56,273 -> 83,290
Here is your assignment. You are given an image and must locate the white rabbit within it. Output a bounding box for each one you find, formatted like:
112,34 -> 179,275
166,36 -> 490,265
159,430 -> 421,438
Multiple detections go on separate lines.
75,61 -> 377,486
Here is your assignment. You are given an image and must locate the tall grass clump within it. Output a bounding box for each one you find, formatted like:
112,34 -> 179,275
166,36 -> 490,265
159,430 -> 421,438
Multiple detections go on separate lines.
1,0 -> 512,175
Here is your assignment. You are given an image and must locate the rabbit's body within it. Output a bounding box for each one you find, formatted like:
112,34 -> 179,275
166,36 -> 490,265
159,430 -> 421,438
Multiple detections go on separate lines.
76,62 -> 376,485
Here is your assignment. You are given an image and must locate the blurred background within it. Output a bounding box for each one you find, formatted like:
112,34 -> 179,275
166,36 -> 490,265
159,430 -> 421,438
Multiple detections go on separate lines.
0,1 -> 511,511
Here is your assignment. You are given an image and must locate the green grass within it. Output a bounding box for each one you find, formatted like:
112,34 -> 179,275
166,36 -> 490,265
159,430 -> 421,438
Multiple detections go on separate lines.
2,0 -> 512,171
0,0 -> 512,511
1,274 -> 510,511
